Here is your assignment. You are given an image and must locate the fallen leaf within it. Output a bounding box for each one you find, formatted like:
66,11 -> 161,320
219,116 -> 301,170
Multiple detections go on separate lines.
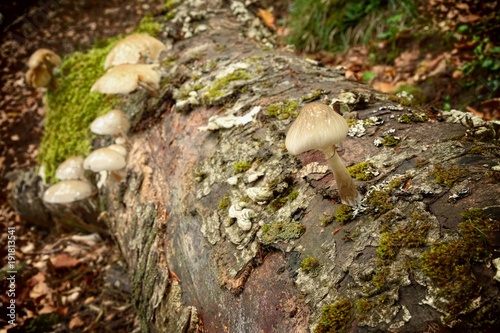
69,316 -> 85,329
50,253 -> 80,269
257,8 -> 276,30
372,81 -> 395,93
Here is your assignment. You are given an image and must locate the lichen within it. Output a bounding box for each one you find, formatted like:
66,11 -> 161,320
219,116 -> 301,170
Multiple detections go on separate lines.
218,192 -> 231,211
389,85 -> 426,106
314,299 -> 353,333
261,220 -> 306,245
420,208 -> 496,323
381,135 -> 400,147
266,99 -> 299,120
397,112 -> 429,124
347,161 -> 377,181
366,177 -> 404,216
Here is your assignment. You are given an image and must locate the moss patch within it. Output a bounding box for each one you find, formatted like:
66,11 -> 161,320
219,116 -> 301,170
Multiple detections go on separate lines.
335,205 -> 353,225
203,69 -> 252,104
314,299 -> 353,333
420,208 -> 496,323
300,256 -> 321,273
347,161 -> 377,181
135,14 -> 162,36
38,39 -> 121,182
233,161 -> 252,173
366,176 -> 405,216
397,112 -> 429,124
266,100 -> 299,120
431,164 -> 467,187
261,220 -> 305,245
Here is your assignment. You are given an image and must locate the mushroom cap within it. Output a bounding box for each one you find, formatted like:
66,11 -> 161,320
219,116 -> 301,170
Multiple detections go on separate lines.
90,64 -> 160,94
43,180 -> 93,203
90,109 -> 130,135
28,48 -> 61,69
104,33 -> 167,69
25,66 -> 52,88
83,147 -> 126,172
107,144 -> 127,157
285,102 -> 349,155
55,156 -> 85,180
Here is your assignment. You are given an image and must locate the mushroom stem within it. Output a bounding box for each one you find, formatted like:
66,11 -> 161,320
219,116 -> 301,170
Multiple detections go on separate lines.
321,146 -> 361,206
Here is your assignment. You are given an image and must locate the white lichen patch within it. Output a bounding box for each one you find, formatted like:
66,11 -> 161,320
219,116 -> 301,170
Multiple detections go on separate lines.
198,106 -> 261,131
228,201 -> 255,231
200,211 -> 222,245
245,186 -> 273,203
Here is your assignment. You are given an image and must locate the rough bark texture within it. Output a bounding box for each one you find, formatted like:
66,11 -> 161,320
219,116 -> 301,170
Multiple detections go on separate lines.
11,1 -> 500,332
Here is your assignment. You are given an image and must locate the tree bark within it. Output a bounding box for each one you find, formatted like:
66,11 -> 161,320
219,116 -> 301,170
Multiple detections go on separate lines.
12,1 -> 500,332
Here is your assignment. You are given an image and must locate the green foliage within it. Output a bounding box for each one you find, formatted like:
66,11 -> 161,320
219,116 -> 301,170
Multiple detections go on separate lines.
287,0 -> 416,53
38,39 -> 120,182
314,299 -> 353,333
135,14 -> 162,35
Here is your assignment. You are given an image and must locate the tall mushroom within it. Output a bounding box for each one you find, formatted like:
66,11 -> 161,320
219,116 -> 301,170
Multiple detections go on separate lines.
285,102 -> 361,205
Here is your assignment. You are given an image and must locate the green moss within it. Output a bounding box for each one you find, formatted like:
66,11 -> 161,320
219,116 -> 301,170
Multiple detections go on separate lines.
381,135 -> 400,147
314,299 -> 353,333
266,100 -> 299,120
321,214 -> 335,227
135,14 -> 162,36
269,197 -> 289,212
397,112 -> 429,123
203,69 -> 252,104
335,205 -> 353,225
371,266 -> 390,290
261,220 -> 306,245
347,161 -> 377,181
376,217 -> 430,261
38,38 -> 121,182
300,256 -> 321,273
366,177 -> 403,216
301,89 -> 324,103
355,298 -> 375,314
420,208 -> 496,322
218,193 -> 231,211
288,191 -> 299,201
390,85 -> 426,106
233,161 -> 252,173
431,164 -> 467,186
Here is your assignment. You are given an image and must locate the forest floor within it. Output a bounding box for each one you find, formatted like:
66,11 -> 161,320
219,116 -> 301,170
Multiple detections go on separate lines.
0,0 -> 497,332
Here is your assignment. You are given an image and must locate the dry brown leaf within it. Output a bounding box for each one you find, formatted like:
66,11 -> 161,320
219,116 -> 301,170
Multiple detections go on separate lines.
69,315 -> 85,329
50,253 -> 80,269
372,81 -> 395,93
257,8 -> 276,30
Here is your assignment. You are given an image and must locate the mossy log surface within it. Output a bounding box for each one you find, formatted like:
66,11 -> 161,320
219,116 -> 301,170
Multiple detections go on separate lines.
13,0 -> 500,332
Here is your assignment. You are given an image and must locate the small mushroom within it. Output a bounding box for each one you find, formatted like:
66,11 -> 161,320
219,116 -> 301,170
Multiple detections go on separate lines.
55,156 -> 85,181
25,48 -> 61,89
43,180 -> 93,204
104,33 -> 168,69
90,110 -> 130,136
107,144 -> 127,157
285,102 -> 361,205
90,64 -> 160,95
83,147 -> 126,172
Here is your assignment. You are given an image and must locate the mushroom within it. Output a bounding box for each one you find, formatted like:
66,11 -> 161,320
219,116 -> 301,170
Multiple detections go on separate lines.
25,48 -> 61,89
90,64 -> 160,95
43,180 -> 94,204
83,147 -> 126,172
55,156 -> 85,181
285,102 -> 361,205
107,144 -> 127,157
104,33 -> 168,69
90,110 -> 130,136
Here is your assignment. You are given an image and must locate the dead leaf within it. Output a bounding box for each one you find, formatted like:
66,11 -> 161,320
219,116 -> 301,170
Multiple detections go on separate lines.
69,316 -> 85,329
372,81 -> 395,93
257,8 -> 276,30
50,253 -> 80,269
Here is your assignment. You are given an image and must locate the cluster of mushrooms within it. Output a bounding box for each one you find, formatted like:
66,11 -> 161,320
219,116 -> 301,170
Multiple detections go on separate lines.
43,110 -> 130,204
33,33 -> 168,204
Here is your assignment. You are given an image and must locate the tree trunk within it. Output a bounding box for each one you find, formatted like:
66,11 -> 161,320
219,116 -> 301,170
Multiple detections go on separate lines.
12,1 -> 500,332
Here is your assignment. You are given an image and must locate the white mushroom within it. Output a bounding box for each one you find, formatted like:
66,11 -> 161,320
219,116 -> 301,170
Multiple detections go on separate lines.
83,147 -> 126,172
43,180 -> 93,204
104,33 -> 167,69
90,110 -> 130,136
55,156 -> 85,181
107,144 -> 127,157
285,102 -> 361,205
90,64 -> 160,95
